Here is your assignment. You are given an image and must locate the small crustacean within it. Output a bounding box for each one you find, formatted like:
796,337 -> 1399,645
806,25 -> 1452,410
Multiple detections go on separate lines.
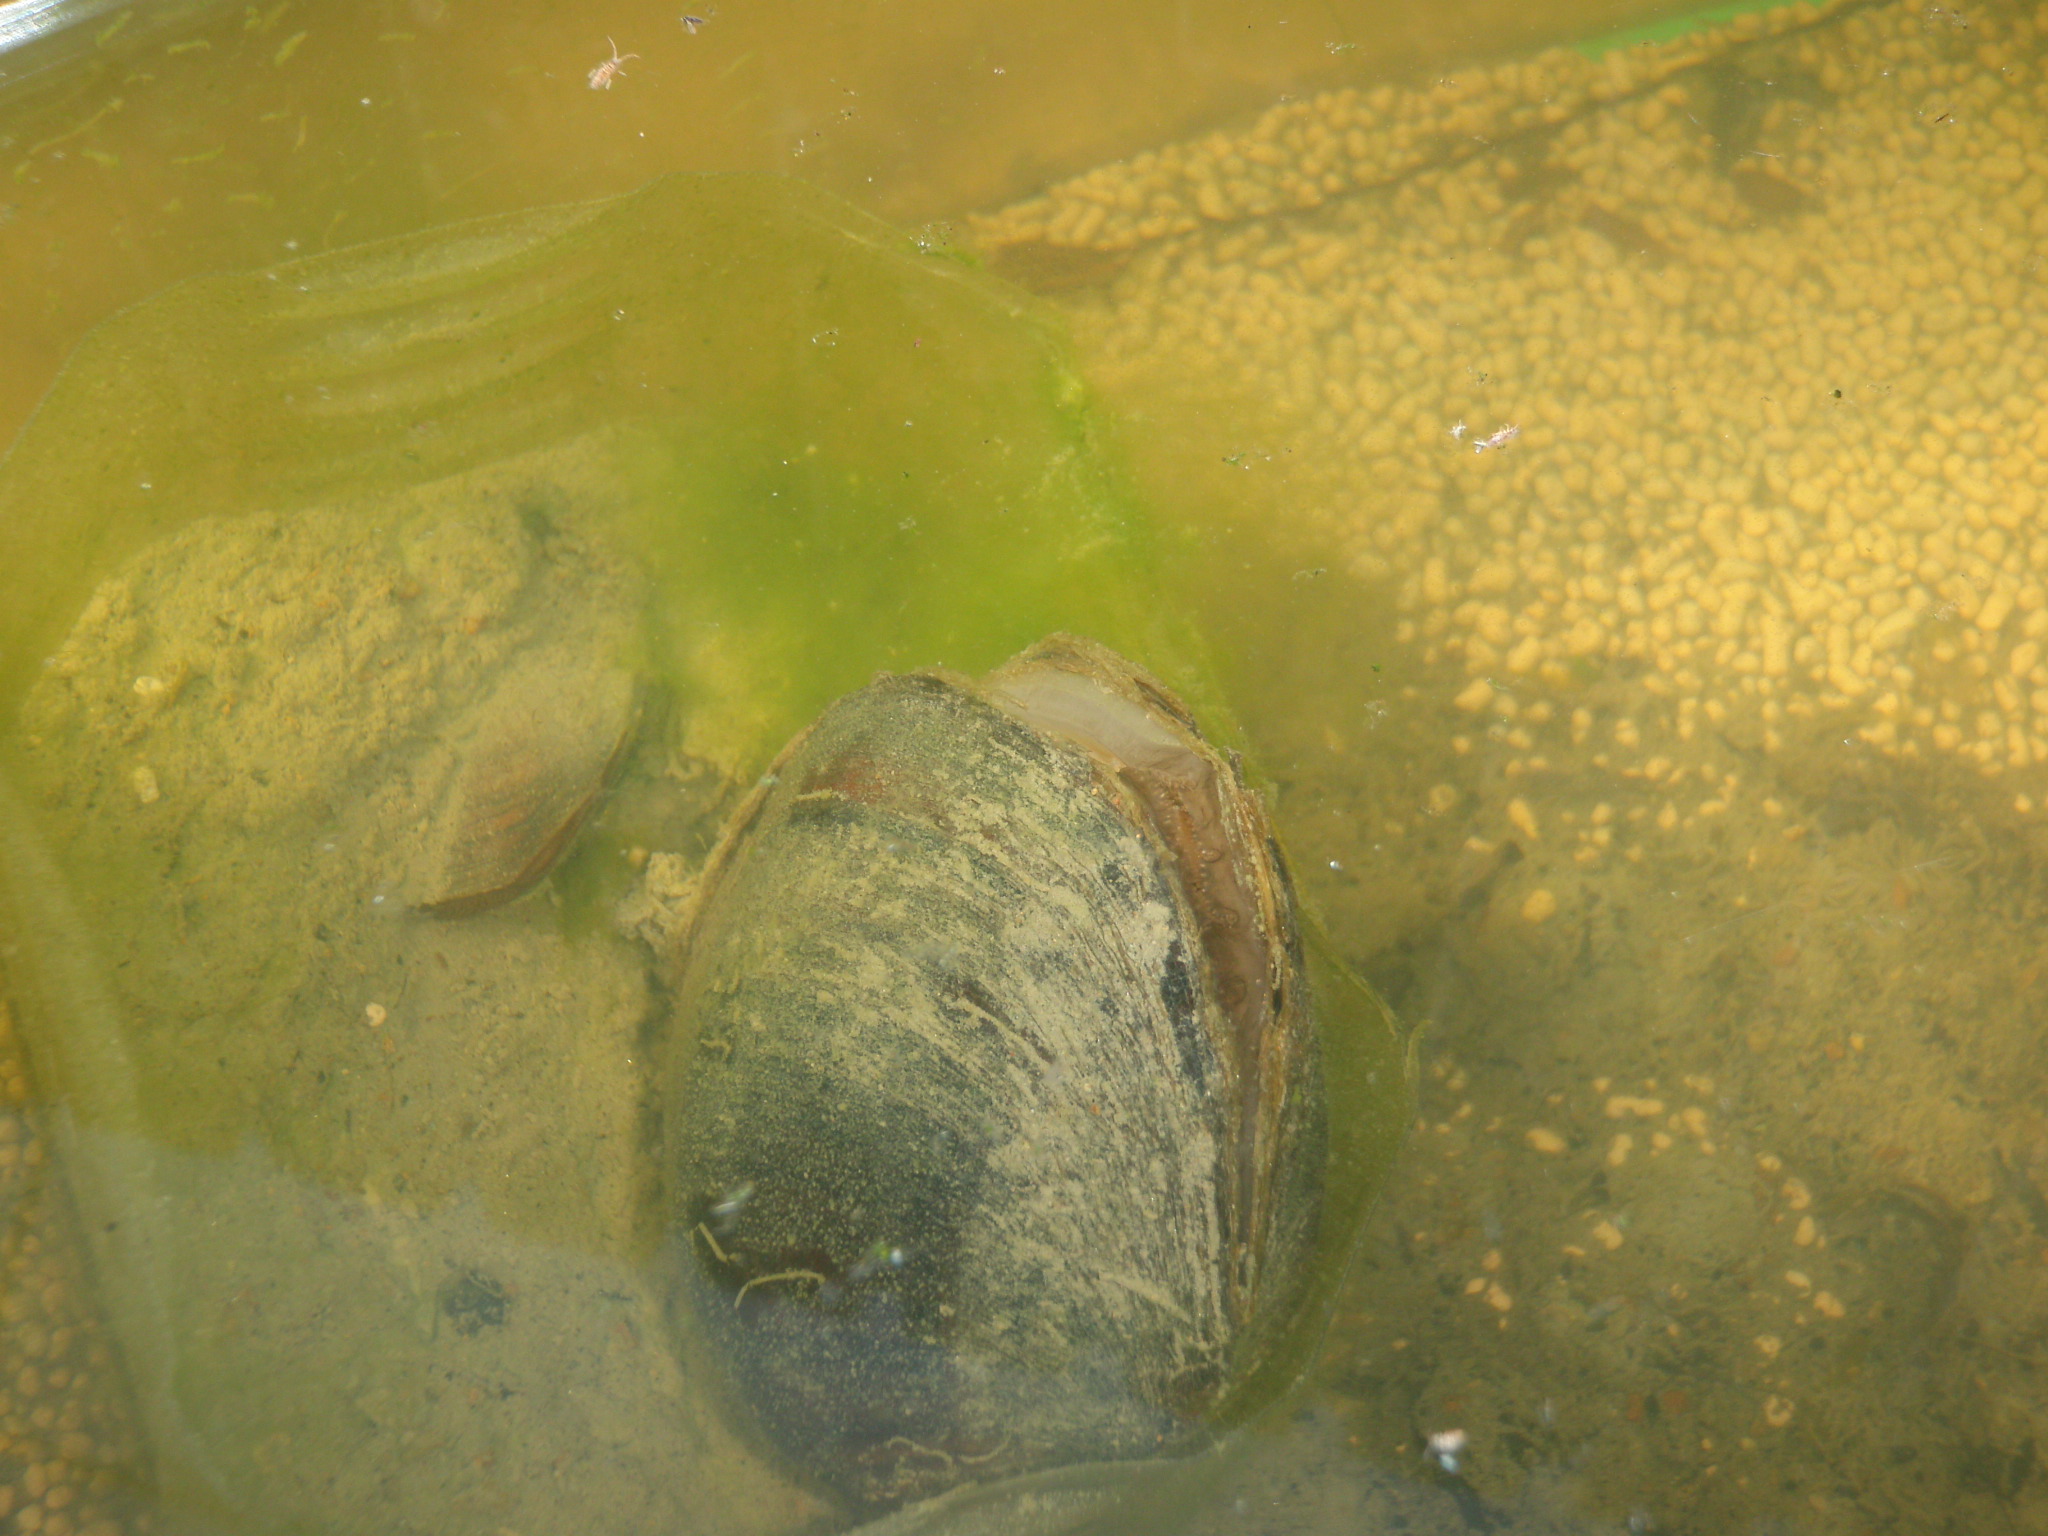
587,37 -> 640,90
412,650 -> 641,917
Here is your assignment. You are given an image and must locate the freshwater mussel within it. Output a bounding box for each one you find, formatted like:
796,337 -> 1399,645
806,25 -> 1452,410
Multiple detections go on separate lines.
664,634 -> 1332,1511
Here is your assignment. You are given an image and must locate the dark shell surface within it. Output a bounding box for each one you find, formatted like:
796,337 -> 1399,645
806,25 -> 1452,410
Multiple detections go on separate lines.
666,637 -> 1328,1512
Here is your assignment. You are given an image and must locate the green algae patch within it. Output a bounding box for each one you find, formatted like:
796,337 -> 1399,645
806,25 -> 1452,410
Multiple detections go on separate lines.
0,171 -> 1183,1166
0,173 -> 1175,742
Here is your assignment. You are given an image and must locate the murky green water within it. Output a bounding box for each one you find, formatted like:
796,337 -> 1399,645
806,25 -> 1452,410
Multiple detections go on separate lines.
5,0 -> 2048,1532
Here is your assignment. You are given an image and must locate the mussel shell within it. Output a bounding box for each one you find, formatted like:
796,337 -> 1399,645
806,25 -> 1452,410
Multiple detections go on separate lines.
411,649 -> 641,916
666,637 -> 1326,1511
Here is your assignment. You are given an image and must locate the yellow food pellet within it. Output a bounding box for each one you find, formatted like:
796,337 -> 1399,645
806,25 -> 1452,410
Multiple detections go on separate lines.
1763,1396 -> 1796,1429
1426,783 -> 1460,815
979,0 -> 2048,802
364,1003 -> 388,1028
1481,1248 -> 1502,1272
1525,1126 -> 1567,1154
1484,1282 -> 1514,1312
1506,797 -> 1540,841
1794,1216 -> 1816,1247
1590,1219 -> 1625,1251
1813,1290 -> 1846,1319
1606,1133 -> 1634,1168
131,766 -> 160,804
1754,1334 -> 1783,1360
1784,1270 -> 1812,1295
1604,1095 -> 1666,1119
1781,1178 -> 1812,1211
1453,678 -> 1495,713
1463,1276 -> 1487,1296
1520,888 -> 1558,922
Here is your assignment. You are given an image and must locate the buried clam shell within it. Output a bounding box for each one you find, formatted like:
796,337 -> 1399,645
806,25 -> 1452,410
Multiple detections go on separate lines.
666,636 -> 1334,1511
412,649 -> 641,917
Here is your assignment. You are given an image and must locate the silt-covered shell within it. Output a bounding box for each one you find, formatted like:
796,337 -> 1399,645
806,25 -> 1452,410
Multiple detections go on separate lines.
665,635 -> 1328,1511
411,648 -> 641,917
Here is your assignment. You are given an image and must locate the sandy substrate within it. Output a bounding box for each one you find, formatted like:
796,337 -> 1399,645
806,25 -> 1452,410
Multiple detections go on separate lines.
4,444 -> 820,1536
